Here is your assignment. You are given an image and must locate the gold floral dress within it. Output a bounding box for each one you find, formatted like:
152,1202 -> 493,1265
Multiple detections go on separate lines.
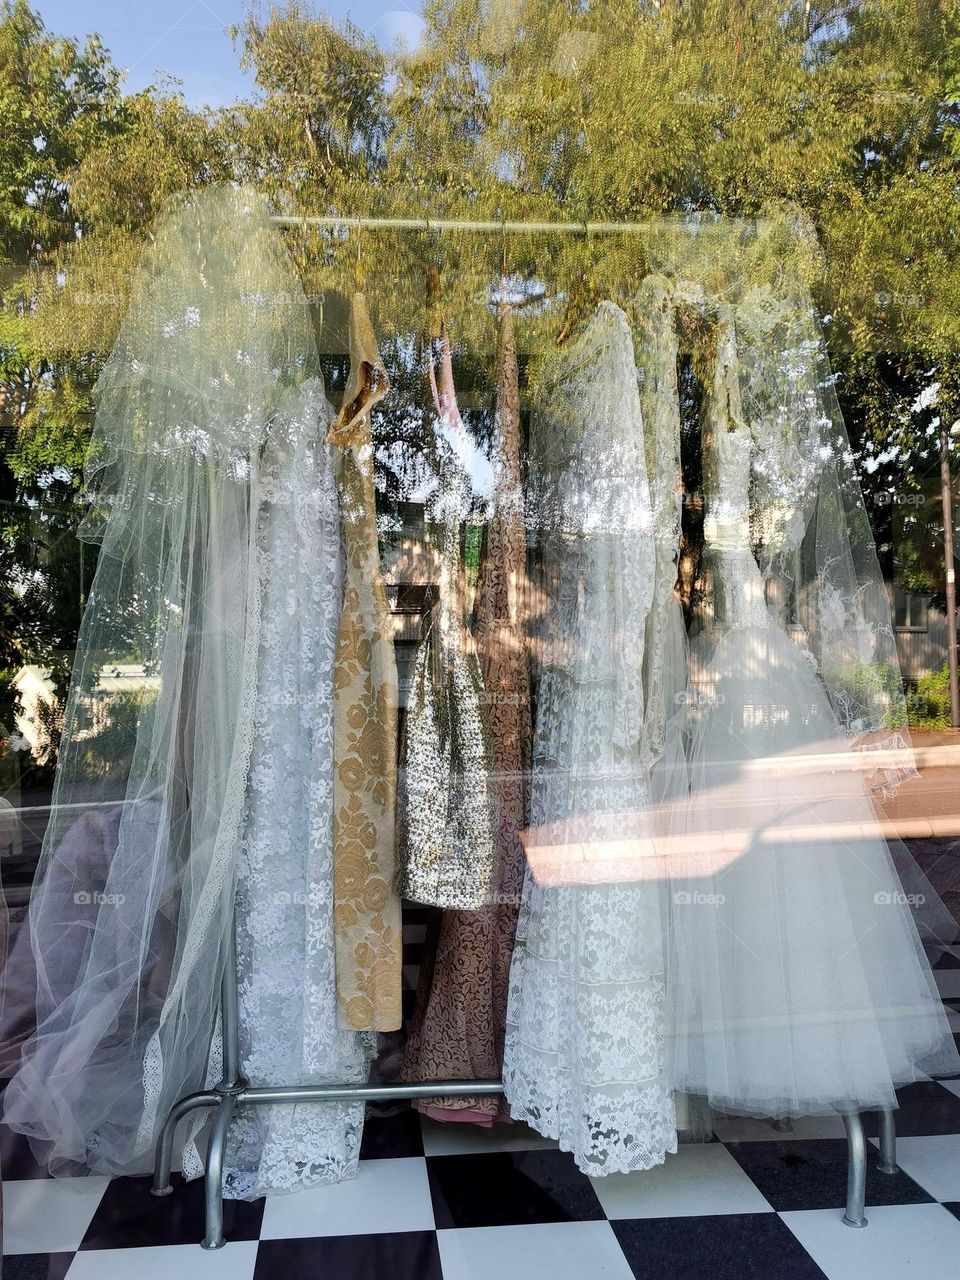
329,292 -> 403,1033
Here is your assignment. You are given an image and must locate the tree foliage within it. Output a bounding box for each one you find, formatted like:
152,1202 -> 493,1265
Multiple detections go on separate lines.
2,0 -> 960,753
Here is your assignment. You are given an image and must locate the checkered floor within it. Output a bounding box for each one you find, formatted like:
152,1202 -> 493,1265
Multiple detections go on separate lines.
4,959 -> 960,1280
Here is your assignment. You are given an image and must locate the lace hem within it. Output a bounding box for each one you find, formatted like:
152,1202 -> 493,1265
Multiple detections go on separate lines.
503,1053 -> 678,1176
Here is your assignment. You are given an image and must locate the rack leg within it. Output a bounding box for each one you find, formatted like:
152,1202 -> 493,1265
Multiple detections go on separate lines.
877,1108 -> 898,1174
201,1095 -> 236,1250
151,1092 -> 221,1196
841,1112 -> 868,1227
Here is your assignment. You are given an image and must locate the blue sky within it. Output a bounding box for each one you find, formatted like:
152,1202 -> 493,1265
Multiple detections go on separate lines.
33,1 -> 426,107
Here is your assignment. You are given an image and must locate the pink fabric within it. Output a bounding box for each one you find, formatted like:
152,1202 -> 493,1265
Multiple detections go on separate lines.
420,1105 -> 495,1127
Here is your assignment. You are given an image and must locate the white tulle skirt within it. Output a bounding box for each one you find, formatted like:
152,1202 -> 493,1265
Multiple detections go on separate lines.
668,620 -> 959,1117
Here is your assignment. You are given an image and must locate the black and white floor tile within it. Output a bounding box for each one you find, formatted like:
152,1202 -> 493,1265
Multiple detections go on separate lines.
5,956 -> 960,1279
8,1100 -> 960,1280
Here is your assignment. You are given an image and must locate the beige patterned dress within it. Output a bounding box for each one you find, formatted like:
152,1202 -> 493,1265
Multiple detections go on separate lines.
329,292 -> 403,1033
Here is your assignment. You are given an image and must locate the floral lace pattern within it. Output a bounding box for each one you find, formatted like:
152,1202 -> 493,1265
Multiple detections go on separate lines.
328,294 -> 403,1033
504,302 -> 677,1175
218,378 -> 372,1199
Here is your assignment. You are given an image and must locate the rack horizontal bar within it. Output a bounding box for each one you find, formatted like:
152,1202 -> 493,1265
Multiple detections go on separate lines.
239,1079 -> 504,1106
270,214 -> 650,235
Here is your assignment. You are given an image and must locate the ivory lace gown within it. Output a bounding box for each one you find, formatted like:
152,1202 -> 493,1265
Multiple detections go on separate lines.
211,377 -> 374,1199
503,301 -> 677,1175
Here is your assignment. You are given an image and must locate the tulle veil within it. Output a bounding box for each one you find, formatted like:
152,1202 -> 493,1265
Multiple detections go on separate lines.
653,211 -> 959,1117
2,184 -> 322,1176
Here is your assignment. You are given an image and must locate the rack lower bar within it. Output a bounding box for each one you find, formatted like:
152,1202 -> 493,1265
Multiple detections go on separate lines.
152,1077 -> 892,1249
152,1075 -> 505,1249
240,1079 -> 505,1107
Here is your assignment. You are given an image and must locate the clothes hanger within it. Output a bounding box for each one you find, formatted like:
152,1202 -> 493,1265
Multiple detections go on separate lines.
554,226 -> 601,347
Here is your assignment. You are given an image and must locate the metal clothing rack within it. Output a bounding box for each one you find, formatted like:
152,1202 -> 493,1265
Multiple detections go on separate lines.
152,209 -> 900,1247
151,922 -> 900,1248
151,927 -> 504,1249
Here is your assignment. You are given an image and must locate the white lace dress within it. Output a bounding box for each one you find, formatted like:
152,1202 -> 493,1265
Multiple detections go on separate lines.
189,378 -> 374,1198
669,309 -> 959,1116
503,301 -> 678,1175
